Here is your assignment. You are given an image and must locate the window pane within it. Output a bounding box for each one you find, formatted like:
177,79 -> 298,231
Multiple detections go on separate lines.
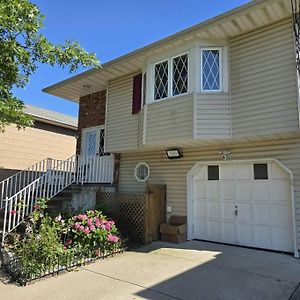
202,50 -> 220,91
154,61 -> 168,100
254,164 -> 268,180
172,54 -> 188,96
208,165 -> 219,180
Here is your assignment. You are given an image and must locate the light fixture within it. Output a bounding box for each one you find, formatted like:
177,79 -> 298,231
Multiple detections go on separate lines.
166,149 -> 182,159
218,150 -> 231,160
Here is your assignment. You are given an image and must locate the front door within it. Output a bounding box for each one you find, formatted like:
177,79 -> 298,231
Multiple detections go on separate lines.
82,126 -> 105,156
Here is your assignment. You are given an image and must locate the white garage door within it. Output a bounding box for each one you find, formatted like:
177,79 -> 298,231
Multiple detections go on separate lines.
192,162 -> 294,252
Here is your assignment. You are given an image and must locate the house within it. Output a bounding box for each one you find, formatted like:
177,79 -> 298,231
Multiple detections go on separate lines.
1,0 -> 298,257
0,104 -> 78,181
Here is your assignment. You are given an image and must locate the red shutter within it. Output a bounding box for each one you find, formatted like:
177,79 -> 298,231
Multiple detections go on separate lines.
132,73 -> 142,114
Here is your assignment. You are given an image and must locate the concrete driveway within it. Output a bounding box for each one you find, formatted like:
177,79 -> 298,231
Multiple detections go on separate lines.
1,240 -> 300,300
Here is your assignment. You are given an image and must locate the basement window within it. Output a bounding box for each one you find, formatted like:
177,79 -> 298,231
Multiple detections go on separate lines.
208,165 -> 219,180
135,162 -> 150,182
254,164 -> 268,180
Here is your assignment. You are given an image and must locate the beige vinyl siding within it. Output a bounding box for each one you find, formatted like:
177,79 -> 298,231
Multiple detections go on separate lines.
137,109 -> 144,148
0,123 -> 76,170
230,19 -> 299,138
146,94 -> 193,144
119,137 -> 300,249
106,74 -> 139,152
196,93 -> 231,138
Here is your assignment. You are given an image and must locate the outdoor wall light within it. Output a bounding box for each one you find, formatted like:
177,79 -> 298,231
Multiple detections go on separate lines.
166,149 -> 182,159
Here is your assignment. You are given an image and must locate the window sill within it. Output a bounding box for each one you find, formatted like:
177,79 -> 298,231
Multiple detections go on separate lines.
147,92 -> 192,106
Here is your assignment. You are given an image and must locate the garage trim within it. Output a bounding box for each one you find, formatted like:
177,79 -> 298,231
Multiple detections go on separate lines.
186,159 -> 299,258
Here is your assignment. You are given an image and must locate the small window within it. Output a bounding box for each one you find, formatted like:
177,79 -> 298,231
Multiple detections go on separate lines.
154,61 -> 168,100
254,164 -> 268,180
208,165 -> 219,180
201,49 -> 221,91
135,162 -> 150,182
172,54 -> 188,96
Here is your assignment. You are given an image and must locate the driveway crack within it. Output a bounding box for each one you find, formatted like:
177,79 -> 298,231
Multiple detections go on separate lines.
81,266 -> 183,300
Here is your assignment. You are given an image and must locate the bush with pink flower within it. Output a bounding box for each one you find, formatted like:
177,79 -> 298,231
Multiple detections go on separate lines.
65,210 -> 121,254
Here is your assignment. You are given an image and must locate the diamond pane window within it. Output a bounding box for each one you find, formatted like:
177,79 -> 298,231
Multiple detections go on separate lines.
135,162 -> 150,182
98,129 -> 105,156
202,49 -> 221,91
87,132 -> 97,156
154,61 -> 168,100
172,54 -> 188,96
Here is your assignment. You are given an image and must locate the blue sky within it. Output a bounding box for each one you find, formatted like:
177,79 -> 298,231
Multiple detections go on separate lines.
14,0 -> 249,117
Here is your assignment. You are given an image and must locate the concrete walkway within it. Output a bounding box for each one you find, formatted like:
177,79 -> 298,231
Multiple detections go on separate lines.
1,241 -> 300,300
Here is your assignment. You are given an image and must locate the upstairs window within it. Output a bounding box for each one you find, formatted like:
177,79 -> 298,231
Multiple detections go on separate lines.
172,54 -> 188,96
154,60 -> 169,100
201,48 -> 222,92
153,53 -> 189,101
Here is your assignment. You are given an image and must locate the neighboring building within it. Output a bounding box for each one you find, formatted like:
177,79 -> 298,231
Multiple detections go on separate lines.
43,0 -> 299,257
0,104 -> 78,181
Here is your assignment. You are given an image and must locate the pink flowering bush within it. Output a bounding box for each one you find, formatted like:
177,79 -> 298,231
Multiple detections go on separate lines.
67,210 -> 121,254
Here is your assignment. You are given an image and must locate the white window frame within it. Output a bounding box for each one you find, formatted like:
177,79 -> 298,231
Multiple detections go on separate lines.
134,162 -> 150,182
152,52 -> 189,102
81,125 -> 105,156
200,47 -> 223,93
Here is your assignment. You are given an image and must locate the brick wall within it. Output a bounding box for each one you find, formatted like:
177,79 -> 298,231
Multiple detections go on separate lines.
77,90 -> 120,187
76,90 -> 106,154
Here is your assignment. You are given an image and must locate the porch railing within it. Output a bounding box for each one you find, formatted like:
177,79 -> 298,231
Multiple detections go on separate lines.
1,154 -> 115,242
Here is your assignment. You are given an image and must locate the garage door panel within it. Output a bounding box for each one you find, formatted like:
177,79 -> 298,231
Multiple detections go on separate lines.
252,182 -> 269,201
207,221 -> 221,240
193,180 -> 206,199
222,222 -> 236,243
222,202 -> 235,220
220,165 -> 234,179
254,205 -> 270,223
237,203 -> 252,221
235,164 -> 251,180
237,223 -> 253,245
194,220 -> 206,239
207,182 -> 219,199
193,200 -> 206,218
270,180 -> 290,202
255,226 -> 272,248
271,205 -> 291,225
271,227 -> 293,251
271,164 -> 288,180
220,182 -> 235,200
207,202 -> 220,218
236,182 -> 251,201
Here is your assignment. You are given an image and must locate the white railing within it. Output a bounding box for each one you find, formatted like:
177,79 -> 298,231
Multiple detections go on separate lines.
1,154 -> 115,243
0,158 -> 64,210
76,155 -> 114,184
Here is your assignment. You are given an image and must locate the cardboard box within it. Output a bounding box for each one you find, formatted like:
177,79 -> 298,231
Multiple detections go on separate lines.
160,216 -> 187,243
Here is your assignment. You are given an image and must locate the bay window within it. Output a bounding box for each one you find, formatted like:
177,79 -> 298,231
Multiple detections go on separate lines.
153,53 -> 189,101
201,48 -> 222,92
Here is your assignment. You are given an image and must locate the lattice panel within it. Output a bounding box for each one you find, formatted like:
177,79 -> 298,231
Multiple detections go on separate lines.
97,192 -> 146,245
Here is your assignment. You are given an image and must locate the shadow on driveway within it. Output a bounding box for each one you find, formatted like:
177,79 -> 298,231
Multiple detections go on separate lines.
134,240 -> 300,300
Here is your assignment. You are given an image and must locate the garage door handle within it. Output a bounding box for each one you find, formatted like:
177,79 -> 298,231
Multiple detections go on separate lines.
234,205 -> 238,216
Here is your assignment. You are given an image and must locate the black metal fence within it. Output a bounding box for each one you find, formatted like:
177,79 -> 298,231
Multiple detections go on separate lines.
1,244 -> 127,286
